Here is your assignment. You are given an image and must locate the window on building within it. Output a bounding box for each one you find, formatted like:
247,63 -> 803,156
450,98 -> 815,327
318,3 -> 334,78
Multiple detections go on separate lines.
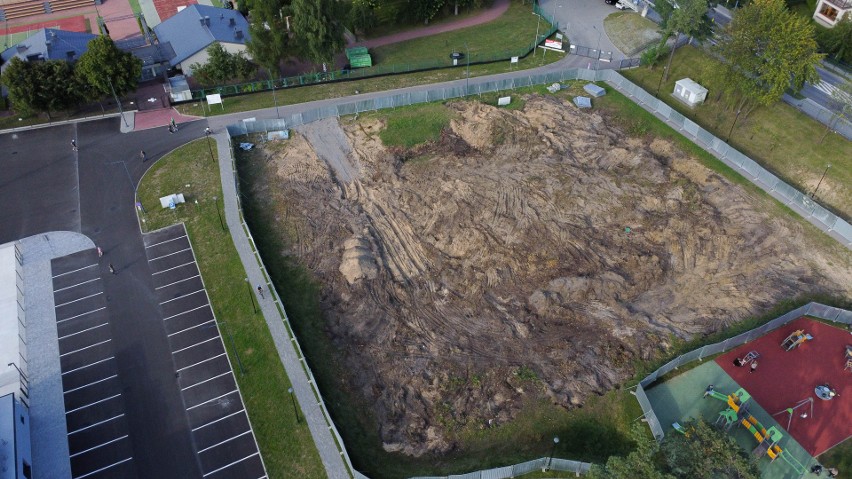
819,4 -> 839,20
23,461 -> 32,479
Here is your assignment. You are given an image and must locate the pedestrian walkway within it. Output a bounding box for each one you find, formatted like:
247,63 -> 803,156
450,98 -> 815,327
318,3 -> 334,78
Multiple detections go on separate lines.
134,108 -> 200,131
353,0 -> 510,49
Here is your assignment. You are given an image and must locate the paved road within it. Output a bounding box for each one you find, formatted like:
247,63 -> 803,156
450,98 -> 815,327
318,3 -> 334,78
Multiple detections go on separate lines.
541,0 -> 625,59
0,119 -> 237,478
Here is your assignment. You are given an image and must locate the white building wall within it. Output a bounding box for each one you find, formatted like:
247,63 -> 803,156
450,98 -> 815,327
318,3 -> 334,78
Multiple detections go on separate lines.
0,243 -> 26,402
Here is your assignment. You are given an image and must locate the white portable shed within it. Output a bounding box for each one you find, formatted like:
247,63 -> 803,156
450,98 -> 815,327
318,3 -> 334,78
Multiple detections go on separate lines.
673,78 -> 708,107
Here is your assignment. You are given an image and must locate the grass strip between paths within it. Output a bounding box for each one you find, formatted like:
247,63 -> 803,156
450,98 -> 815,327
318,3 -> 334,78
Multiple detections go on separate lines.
136,138 -> 327,479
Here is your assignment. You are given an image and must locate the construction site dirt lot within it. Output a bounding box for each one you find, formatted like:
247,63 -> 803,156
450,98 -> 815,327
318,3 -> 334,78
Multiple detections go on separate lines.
237,94 -> 852,458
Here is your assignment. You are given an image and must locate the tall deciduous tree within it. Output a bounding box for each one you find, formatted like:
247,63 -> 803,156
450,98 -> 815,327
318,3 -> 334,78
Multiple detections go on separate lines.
291,0 -> 344,65
244,0 -> 291,74
412,0 -> 447,24
75,35 -> 142,99
0,58 -> 85,117
656,0 -> 713,80
191,43 -> 257,87
717,0 -> 822,111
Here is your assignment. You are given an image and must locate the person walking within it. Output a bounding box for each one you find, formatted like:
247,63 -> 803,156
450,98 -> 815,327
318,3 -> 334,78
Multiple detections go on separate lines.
108,263 -> 115,274
750,360 -> 758,373
140,150 -> 147,162
256,285 -> 264,299
71,139 -> 78,151
96,246 -> 103,258
170,117 -> 178,131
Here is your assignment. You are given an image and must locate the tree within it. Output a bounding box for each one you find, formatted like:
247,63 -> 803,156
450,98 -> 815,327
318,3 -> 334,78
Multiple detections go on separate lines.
411,0 -> 447,24
656,0 -> 713,80
348,0 -> 377,34
0,58 -> 85,117
717,0 -> 822,110
190,43 -> 257,87
75,35 -> 142,99
587,420 -> 760,479
816,16 -> 852,64
291,0 -> 344,65
244,0 -> 292,74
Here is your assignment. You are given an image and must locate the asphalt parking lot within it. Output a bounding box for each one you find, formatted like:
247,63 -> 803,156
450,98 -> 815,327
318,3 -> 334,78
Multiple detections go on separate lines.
52,249 -> 137,479
144,224 -> 265,479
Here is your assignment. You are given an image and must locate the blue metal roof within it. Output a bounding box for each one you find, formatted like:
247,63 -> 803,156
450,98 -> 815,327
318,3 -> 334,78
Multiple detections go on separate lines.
1,29 -> 98,64
153,5 -> 250,67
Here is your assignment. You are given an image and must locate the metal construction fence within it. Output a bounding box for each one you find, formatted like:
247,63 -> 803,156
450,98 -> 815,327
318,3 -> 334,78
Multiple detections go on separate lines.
190,5 -> 559,101
634,302 -> 852,440
408,458 -> 591,479
782,94 -> 852,142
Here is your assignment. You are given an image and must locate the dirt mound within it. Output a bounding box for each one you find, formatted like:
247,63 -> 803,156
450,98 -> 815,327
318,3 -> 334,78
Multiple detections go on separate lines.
244,94 -> 851,457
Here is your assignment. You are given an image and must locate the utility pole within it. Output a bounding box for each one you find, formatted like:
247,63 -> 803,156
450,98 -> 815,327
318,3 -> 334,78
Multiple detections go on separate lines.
108,77 -> 130,128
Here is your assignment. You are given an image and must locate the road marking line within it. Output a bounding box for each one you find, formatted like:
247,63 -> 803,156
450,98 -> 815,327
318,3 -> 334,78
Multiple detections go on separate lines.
153,261 -> 195,275
168,319 -> 215,338
70,434 -> 129,458
60,339 -> 111,357
64,374 -> 118,394
65,393 -> 121,415
54,277 -> 100,293
68,413 -> 125,435
201,452 -> 259,477
176,353 -> 226,373
182,370 -> 231,391
55,292 -> 103,308
163,304 -> 209,321
148,247 -> 191,262
58,322 -> 108,340
73,457 -> 132,479
156,274 -> 200,290
160,289 -> 205,305
57,307 -> 106,324
146,234 -> 188,249
191,409 -> 245,432
61,356 -> 114,375
187,390 -> 237,411
173,336 -> 218,354
53,263 -> 96,278
197,430 -> 251,454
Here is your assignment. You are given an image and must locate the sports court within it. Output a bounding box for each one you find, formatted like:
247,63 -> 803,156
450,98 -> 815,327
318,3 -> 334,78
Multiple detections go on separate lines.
143,224 -> 266,479
716,317 -> 851,457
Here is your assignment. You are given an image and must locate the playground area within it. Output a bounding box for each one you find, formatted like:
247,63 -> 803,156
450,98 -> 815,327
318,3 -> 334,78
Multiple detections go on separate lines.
644,316 -> 851,479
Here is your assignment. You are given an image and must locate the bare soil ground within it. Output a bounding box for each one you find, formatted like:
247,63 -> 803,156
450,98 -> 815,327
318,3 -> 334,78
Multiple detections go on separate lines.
240,94 -> 852,457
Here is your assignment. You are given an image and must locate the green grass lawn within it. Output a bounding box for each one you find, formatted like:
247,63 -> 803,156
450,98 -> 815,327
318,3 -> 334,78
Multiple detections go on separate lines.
371,0 -> 551,66
603,11 -> 661,57
135,139 -> 327,479
621,45 -> 852,219
375,102 -> 456,147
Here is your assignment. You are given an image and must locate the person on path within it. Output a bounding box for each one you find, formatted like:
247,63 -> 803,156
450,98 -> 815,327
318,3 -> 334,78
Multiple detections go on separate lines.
257,285 -> 264,299
170,117 -> 178,131
750,360 -> 758,373
140,150 -> 147,162
168,124 -> 174,134
97,246 -> 103,258
108,263 -> 115,274
71,139 -> 78,151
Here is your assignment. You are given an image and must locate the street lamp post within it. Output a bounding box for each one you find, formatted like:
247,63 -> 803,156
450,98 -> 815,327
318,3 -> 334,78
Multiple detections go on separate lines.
811,164 -> 831,198
464,42 -> 470,96
205,127 -> 215,163
220,321 -> 245,375
594,26 -> 602,71
288,387 -> 300,423
107,77 -> 130,128
725,108 -> 743,142
546,436 -> 560,471
212,195 -> 225,231
245,277 -> 257,314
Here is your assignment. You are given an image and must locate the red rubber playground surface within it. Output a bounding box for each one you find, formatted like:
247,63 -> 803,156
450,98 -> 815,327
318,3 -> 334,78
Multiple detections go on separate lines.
716,317 -> 851,457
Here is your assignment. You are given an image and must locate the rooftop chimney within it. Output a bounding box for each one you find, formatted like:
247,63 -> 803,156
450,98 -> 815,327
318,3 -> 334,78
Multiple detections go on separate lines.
229,17 -> 235,26
204,15 -> 211,26
234,28 -> 243,39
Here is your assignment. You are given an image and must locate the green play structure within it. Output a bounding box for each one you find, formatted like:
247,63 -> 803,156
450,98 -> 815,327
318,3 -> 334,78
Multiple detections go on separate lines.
346,47 -> 373,68
699,385 -> 807,474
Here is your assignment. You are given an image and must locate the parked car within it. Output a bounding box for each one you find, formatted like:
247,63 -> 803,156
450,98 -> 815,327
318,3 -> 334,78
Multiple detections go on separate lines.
604,0 -> 617,4
614,1 -> 629,8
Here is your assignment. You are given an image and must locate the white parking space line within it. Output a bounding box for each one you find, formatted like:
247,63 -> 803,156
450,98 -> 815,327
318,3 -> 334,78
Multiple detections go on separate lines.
173,336 -> 218,354
61,356 -> 114,376
156,274 -> 201,290
69,434 -> 129,458
191,409 -> 245,432
57,307 -> 106,324
146,234 -> 188,249
74,457 -> 133,479
160,289 -> 205,305
148,247 -> 191,262
202,452 -> 259,477
67,413 -> 125,435
60,339 -> 111,357
55,292 -> 103,308
197,430 -> 251,454
58,322 -> 109,340
152,261 -> 195,276
181,371 -> 231,391
163,304 -> 208,321
176,353 -> 227,373
65,393 -> 121,415
187,390 -> 237,411
64,374 -> 118,395
54,277 -> 100,293
53,263 -> 96,278
168,319 -> 215,338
